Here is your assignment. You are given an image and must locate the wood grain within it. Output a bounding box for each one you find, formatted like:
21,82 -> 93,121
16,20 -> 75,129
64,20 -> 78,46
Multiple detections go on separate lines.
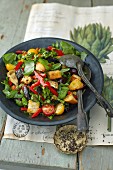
93,0 -> 113,6
47,0 -> 91,7
79,146 -> 113,170
0,139 -> 77,169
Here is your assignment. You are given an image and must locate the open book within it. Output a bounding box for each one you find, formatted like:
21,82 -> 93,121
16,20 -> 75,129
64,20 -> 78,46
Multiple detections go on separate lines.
4,3 -> 113,145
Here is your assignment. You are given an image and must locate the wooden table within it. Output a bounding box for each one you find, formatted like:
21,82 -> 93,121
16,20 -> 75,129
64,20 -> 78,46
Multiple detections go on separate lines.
0,0 -> 113,170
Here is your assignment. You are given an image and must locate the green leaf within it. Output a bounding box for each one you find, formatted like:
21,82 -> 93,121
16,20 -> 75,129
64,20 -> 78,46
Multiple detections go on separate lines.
58,86 -> 69,99
2,53 -> 17,64
51,63 -> 61,70
22,97 -> 28,106
104,46 -> 113,55
81,52 -> 87,61
99,58 -> 106,63
61,68 -> 70,73
2,79 -> 11,91
38,58 -> 50,71
24,60 -> 34,75
99,43 -> 110,59
3,90 -> 17,98
15,99 -> 23,106
82,38 -> 90,50
60,41 -> 75,54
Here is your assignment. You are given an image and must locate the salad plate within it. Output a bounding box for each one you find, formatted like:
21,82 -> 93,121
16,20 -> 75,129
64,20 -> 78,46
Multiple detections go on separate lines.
0,37 -> 104,126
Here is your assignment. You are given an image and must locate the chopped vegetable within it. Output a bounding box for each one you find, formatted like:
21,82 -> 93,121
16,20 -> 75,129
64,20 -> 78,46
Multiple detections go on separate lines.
15,61 -> 23,71
69,79 -> 84,90
32,108 -> 42,118
7,70 -> 18,86
6,64 -> 15,71
42,104 -> 55,116
55,103 -> 65,115
21,107 -> 28,111
28,48 -> 38,54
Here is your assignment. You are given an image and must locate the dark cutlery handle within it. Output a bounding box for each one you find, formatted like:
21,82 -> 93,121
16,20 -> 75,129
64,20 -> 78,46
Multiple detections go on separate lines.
77,90 -> 89,132
77,62 -> 113,117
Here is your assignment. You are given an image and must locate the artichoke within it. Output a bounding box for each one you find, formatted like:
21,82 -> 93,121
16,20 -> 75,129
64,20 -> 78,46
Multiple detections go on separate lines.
102,74 -> 113,106
102,74 -> 113,131
70,23 -> 113,63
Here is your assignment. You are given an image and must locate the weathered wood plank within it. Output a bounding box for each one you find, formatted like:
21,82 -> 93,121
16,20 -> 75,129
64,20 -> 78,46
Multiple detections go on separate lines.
0,139 -> 77,169
11,0 -> 43,46
0,0 -> 24,56
0,0 -> 26,142
47,0 -> 91,7
79,146 -> 113,170
0,0 -> 43,137
93,0 -> 113,6
0,108 -> 6,141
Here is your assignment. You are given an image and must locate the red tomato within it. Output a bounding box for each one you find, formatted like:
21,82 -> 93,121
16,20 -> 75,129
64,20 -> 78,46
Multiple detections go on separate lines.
42,104 -> 55,116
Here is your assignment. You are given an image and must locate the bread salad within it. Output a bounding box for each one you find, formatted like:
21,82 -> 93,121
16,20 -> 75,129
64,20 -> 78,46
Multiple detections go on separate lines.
2,41 -> 87,119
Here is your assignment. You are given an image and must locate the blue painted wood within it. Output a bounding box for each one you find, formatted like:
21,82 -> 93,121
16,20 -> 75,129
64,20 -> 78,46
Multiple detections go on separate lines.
79,146 -> 113,170
0,139 -> 77,169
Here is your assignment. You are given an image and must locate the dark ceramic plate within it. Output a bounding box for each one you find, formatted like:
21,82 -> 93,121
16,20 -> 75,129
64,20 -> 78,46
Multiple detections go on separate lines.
0,38 -> 104,126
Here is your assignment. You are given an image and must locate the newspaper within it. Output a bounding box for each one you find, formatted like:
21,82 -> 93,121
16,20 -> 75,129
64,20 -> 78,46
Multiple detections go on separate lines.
3,3 -> 113,145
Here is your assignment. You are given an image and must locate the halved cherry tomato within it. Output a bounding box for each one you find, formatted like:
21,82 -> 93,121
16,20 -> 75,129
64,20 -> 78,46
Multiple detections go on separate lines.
46,46 -> 53,51
42,104 -> 55,116
54,49 -> 64,56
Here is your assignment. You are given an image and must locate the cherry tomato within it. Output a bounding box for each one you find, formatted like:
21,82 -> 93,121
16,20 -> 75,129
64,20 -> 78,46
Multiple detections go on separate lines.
55,103 -> 65,115
42,104 -> 55,116
27,48 -> 38,54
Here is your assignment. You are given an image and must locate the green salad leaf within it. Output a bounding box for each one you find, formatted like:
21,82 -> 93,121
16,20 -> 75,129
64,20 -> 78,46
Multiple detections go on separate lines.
24,60 -> 34,75
51,63 -> 61,70
60,41 -> 75,54
38,58 -> 50,70
58,86 -> 69,99
3,53 -> 17,64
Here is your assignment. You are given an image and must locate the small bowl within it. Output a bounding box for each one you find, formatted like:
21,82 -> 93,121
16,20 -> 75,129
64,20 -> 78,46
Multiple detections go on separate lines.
54,125 -> 87,154
0,37 -> 104,126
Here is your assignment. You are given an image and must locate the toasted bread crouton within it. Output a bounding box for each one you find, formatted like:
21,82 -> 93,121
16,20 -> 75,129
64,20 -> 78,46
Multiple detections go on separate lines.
71,74 -> 81,81
64,94 -> 78,104
36,62 -> 46,72
48,70 -> 62,79
69,79 -> 84,90
49,81 -> 58,89
27,100 -> 40,114
21,76 -> 32,84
